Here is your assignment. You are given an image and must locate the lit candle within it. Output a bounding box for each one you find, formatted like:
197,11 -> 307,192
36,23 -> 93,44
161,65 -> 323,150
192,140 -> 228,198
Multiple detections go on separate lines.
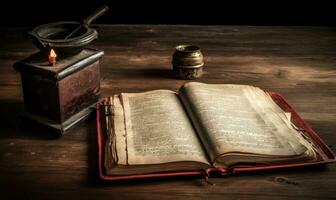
48,49 -> 57,66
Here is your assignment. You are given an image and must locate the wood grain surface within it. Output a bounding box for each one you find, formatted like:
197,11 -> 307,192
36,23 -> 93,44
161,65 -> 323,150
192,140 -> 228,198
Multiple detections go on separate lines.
0,25 -> 335,200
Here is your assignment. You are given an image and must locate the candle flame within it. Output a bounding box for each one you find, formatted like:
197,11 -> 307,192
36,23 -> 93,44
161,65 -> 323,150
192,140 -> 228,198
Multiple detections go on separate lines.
50,49 -> 57,58
48,49 -> 57,65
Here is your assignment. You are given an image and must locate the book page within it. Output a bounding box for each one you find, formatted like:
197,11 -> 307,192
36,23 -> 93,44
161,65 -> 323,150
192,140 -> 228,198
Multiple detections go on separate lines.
180,82 -> 312,163
120,90 -> 209,165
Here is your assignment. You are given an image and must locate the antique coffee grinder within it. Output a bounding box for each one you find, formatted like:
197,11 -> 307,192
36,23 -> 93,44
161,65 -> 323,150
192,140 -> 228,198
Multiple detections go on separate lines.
13,6 -> 108,135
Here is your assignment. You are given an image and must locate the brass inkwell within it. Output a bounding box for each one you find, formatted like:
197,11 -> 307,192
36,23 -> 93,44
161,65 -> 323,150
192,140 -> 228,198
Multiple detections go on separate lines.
172,45 -> 204,79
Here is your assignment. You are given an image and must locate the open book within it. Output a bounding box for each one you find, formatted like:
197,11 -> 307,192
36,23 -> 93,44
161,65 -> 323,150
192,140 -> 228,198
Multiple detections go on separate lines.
99,82 -> 334,178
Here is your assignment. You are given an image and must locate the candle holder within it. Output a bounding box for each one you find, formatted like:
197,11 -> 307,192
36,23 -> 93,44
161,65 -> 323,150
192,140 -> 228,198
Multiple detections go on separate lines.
13,48 -> 104,135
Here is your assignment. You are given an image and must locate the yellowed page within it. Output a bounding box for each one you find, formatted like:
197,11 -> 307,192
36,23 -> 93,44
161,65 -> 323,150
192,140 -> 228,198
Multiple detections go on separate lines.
180,82 -> 312,162
119,90 -> 209,165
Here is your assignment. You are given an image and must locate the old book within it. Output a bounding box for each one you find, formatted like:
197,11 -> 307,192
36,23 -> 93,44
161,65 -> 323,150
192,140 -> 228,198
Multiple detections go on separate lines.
97,82 -> 335,180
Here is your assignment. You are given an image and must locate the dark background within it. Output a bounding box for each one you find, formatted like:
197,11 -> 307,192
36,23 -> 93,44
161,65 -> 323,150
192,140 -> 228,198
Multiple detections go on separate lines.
0,0 -> 335,26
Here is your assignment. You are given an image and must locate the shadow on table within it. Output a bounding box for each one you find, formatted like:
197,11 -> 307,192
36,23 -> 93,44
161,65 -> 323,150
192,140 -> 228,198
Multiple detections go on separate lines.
86,115 -> 101,185
110,67 -> 176,79
144,68 -> 175,79
0,99 -> 60,140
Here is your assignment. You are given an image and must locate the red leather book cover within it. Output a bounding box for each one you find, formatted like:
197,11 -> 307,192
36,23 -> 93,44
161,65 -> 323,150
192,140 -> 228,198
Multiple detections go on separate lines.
96,92 -> 335,181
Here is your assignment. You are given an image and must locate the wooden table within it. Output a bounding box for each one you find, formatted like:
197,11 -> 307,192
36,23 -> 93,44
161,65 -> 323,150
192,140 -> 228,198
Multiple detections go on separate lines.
0,25 -> 335,199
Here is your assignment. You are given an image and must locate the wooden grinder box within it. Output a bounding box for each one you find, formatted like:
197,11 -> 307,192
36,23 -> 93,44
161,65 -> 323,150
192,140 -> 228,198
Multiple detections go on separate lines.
14,48 -> 104,135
